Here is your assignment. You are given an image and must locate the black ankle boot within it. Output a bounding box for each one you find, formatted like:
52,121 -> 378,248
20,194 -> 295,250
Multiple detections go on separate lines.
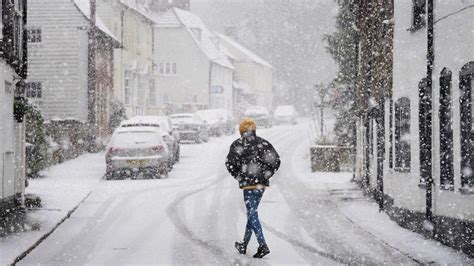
234,241 -> 247,254
253,244 -> 270,258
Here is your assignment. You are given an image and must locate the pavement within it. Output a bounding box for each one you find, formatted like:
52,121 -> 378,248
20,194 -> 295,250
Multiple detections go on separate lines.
1,121 -> 472,265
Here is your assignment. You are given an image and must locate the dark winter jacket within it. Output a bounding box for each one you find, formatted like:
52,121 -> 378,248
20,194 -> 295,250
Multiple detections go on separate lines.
225,131 -> 281,189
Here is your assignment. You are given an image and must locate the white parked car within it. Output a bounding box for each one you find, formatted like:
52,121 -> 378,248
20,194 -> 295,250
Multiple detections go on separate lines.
170,113 -> 210,143
244,106 -> 272,128
105,127 -> 170,179
120,116 -> 180,166
273,105 -> 298,125
195,109 -> 235,136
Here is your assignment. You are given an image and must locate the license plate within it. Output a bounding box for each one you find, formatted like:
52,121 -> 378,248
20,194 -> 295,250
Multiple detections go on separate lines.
127,160 -> 147,167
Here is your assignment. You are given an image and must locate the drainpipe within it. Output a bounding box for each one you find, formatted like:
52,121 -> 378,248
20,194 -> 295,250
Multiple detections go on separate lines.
87,0 -> 97,151
425,0 -> 435,222
208,62 -> 213,109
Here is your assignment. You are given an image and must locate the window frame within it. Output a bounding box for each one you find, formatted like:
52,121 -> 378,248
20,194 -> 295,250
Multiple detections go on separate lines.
159,62 -> 177,76
439,68 -> 454,190
459,62 -> 474,189
27,26 -> 42,43
124,70 -> 132,105
409,0 -> 426,32
394,97 -> 411,173
25,81 -> 42,98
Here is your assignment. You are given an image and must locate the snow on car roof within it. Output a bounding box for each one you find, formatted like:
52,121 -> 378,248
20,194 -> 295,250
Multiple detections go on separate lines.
170,113 -> 194,118
122,116 -> 164,125
114,126 -> 160,133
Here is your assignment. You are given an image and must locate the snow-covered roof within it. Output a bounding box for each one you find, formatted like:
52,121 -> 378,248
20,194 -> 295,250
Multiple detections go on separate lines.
151,8 -> 234,69
119,0 -> 155,23
73,0 -> 120,45
150,8 -> 182,27
216,33 -> 273,69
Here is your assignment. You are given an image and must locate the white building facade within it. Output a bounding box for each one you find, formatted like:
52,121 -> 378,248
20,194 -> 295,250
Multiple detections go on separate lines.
97,0 -> 156,117
0,0 -> 28,211
151,8 -> 234,114
355,0 -> 473,256
216,34 -> 274,114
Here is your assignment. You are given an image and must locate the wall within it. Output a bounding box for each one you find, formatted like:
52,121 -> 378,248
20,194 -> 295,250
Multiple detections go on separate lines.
233,62 -> 273,110
27,0 -> 89,121
387,0 -> 474,220
154,26 -> 211,111
0,62 -> 16,200
95,36 -> 115,144
122,9 -> 154,117
96,1 -> 155,118
210,63 -> 233,111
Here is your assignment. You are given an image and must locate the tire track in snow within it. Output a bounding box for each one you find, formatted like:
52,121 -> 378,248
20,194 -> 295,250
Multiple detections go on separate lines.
166,178 -> 258,266
165,128 -> 294,265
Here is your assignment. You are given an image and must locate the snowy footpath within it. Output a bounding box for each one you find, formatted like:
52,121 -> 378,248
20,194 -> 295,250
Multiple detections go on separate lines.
1,122 -> 472,265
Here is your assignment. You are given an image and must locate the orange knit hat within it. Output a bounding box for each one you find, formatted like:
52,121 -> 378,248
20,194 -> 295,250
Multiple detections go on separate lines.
239,118 -> 257,135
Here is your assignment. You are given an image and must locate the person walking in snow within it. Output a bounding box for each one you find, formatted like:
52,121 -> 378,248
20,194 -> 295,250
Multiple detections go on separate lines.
225,118 -> 281,259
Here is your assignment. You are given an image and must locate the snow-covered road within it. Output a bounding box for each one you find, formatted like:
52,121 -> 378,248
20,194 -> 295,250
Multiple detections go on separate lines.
15,122 -> 472,265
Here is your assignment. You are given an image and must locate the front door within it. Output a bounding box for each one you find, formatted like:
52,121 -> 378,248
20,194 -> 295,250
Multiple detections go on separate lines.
2,81 -> 15,198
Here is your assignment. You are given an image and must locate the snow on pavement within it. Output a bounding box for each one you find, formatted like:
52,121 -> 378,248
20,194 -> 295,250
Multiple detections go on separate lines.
288,126 -> 472,264
0,152 -> 105,265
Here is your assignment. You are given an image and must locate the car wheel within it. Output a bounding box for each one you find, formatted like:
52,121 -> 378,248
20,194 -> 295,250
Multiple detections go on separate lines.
105,171 -> 114,180
160,165 -> 169,179
175,147 -> 180,162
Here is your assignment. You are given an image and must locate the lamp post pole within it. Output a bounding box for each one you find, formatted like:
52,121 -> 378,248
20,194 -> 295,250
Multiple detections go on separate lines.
87,0 -> 97,151
425,0 -> 434,222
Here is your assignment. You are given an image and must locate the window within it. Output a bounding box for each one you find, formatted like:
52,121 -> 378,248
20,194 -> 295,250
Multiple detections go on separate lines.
27,27 -> 41,43
459,62 -> 474,188
439,68 -> 454,189
148,85 -> 156,106
159,63 -> 164,75
410,0 -> 426,31
159,63 -> 177,76
172,63 -> 177,75
25,82 -> 42,98
124,71 -> 131,105
394,97 -> 410,172
419,78 -> 432,183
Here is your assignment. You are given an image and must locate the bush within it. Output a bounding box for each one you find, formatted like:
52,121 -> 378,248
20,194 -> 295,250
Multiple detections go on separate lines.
25,103 -> 48,177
